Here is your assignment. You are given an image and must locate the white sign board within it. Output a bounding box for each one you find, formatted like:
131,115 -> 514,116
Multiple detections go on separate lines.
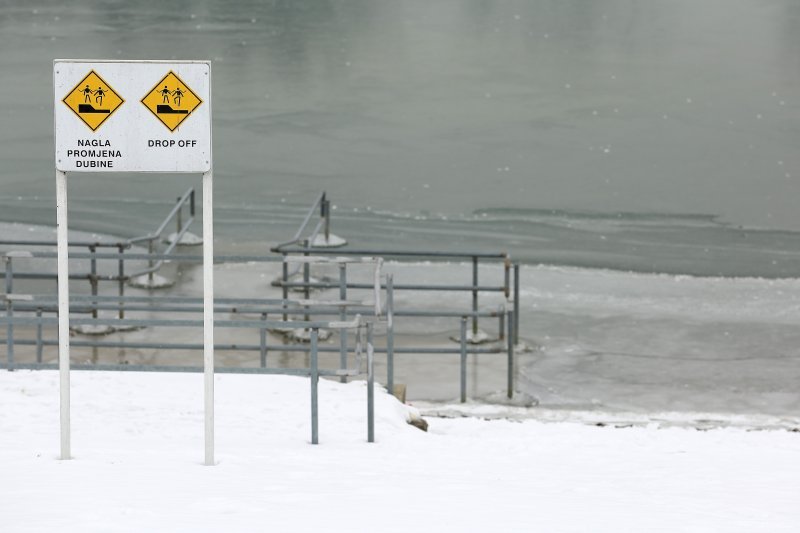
54,60 -> 211,173
53,59 -> 215,465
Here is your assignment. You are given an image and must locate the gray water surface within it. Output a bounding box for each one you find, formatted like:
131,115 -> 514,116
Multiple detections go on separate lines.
1,0 -> 799,260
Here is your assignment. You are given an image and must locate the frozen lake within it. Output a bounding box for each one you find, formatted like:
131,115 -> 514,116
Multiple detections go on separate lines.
1,1 -> 800,417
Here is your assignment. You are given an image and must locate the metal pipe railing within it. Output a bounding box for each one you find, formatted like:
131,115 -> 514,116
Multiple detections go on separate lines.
271,191 -> 327,251
3,190 -> 524,403
1,336 -> 508,356
3,256 -> 518,403
127,188 -> 197,279
128,187 -> 196,246
0,318 -> 376,446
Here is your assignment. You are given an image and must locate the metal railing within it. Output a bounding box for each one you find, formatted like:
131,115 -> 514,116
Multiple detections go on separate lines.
2,257 -> 517,402
2,190 -> 524,404
1,309 -> 377,445
271,191 -> 521,346
0,255 -> 384,445
0,186 -> 198,320
127,187 -> 198,286
273,191 -> 332,251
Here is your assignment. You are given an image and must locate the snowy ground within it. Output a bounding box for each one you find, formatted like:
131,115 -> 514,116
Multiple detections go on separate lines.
2,370 -> 799,532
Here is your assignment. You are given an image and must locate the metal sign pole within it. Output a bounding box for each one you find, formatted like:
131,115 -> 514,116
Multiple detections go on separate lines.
55,169 -> 71,460
203,169 -> 214,466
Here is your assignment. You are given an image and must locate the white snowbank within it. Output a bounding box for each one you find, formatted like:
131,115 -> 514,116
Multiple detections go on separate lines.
1,370 -> 799,532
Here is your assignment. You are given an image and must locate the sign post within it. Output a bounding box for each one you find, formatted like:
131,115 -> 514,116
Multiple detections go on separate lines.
56,169 -> 70,460
53,60 -> 214,464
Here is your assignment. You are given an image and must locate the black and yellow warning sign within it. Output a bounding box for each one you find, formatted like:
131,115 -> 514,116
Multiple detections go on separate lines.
62,70 -> 125,132
141,71 -> 202,132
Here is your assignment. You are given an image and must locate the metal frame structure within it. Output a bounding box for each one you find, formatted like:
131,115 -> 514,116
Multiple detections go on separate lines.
272,191 -> 521,346
2,190 -> 524,423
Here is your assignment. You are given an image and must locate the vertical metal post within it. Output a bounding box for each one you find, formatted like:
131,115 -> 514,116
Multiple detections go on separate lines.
507,310 -> 514,399
322,195 -> 330,242
36,308 -> 43,364
147,238 -> 154,285
310,327 -> 319,445
89,245 -> 98,320
260,313 -> 267,368
460,316 -> 467,403
514,263 -> 520,346
338,263 -> 347,383
56,169 -> 71,460
503,256 -> 511,299
498,304 -> 505,341
303,240 -> 310,323
4,255 -> 11,291
367,322 -> 375,443
190,188 -> 196,217
176,196 -> 182,236
355,322 -> 363,369
472,256 -> 479,336
386,274 -> 395,396
281,254 -> 289,321
4,256 -> 13,370
117,244 -> 125,320
202,170 -> 215,466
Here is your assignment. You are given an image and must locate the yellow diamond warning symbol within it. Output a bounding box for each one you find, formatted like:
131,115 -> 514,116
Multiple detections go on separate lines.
62,70 -> 125,132
141,71 -> 202,132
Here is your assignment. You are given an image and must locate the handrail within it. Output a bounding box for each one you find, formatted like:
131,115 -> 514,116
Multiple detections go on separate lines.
2,191 -> 523,402
0,240 -> 131,249
2,256 -> 515,402
271,192 -> 519,346
128,187 -> 195,246
0,315 -> 376,445
127,187 -> 196,279
277,247 -> 509,260
0,187 -> 196,252
271,191 -> 327,251
0,186 -> 198,293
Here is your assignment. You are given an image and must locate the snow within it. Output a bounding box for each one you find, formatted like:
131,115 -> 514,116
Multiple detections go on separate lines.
2,370 -> 799,532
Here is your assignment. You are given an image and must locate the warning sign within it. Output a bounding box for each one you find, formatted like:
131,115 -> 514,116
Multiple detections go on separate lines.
141,71 -> 202,132
55,60 -> 211,173
61,70 -> 124,132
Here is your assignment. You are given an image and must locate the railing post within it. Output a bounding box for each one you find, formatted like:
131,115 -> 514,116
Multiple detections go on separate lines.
498,304 -> 505,341
190,188 -> 196,217
322,196 -> 331,242
460,316 -> 467,403
36,308 -> 43,364
507,310 -> 514,399
89,245 -> 98,320
260,313 -> 268,368
338,262 -> 348,383
514,263 -> 520,346
303,240 -> 310,323
4,256 -> 13,370
310,327 -> 319,445
281,254 -> 289,321
147,238 -> 155,286
472,256 -> 479,336
176,196 -> 182,237
504,256 -> 511,299
367,322 -> 375,443
386,274 -> 394,396
117,244 -> 125,320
